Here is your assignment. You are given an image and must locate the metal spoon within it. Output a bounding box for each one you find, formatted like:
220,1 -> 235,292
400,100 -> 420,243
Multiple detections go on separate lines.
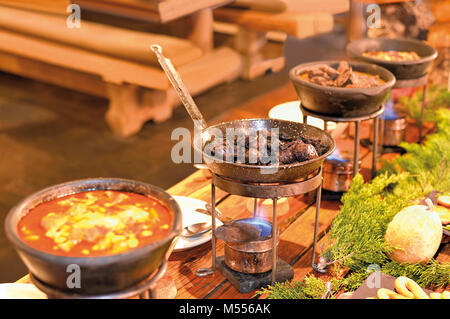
195,204 -> 233,224
180,222 -> 211,238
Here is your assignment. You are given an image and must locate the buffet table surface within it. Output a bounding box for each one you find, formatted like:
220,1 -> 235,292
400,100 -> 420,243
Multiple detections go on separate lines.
16,84 -> 449,299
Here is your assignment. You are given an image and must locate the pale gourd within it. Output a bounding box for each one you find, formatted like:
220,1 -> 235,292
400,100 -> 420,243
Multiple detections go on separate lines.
384,199 -> 442,264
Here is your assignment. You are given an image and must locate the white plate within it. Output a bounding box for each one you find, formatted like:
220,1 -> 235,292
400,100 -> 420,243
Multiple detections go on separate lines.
173,196 -> 223,252
268,100 -> 336,130
0,283 -> 47,299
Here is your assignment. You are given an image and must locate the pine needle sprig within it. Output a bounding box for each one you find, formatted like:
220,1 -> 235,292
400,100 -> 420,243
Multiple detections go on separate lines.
255,275 -> 328,299
398,84 -> 450,125
381,260 -> 450,288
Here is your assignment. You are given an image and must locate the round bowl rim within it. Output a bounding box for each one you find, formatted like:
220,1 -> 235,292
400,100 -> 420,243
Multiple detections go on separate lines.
346,37 -> 438,66
289,60 -> 396,93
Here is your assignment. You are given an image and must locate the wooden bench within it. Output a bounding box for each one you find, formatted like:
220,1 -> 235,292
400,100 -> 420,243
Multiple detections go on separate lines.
0,4 -> 242,137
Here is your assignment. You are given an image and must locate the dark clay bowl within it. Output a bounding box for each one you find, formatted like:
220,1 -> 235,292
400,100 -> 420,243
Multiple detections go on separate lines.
289,60 -> 395,117
346,38 -> 437,80
5,178 -> 182,296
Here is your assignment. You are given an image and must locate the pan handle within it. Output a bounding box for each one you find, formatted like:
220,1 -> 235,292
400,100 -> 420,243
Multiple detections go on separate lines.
151,45 -> 207,130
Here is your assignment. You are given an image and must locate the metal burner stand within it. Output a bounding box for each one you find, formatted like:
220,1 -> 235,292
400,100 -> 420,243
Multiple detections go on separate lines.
391,74 -> 428,141
30,255 -> 169,299
300,104 -> 385,178
207,168 -> 325,285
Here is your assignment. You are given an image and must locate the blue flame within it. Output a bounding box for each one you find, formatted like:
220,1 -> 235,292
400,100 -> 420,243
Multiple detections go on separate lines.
383,99 -> 399,121
235,218 -> 272,237
326,148 -> 350,163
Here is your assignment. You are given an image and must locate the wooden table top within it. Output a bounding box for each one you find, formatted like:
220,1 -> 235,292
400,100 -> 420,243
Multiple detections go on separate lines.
0,0 -> 234,23
16,84 -> 449,298
75,0 -> 234,23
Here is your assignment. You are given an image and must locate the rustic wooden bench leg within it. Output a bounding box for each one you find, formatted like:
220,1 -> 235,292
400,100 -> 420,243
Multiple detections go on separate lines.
105,83 -> 176,137
141,88 -> 177,123
105,83 -> 141,137
186,8 -> 214,53
233,27 -> 285,80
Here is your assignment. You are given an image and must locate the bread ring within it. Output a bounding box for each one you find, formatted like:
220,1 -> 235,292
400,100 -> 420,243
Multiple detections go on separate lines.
435,205 -> 450,225
441,291 -> 450,299
437,195 -> 450,208
429,292 -> 442,299
395,276 -> 429,299
377,288 -> 408,299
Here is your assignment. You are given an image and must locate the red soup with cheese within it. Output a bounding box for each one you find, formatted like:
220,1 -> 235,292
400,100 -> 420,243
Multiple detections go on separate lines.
18,190 -> 174,257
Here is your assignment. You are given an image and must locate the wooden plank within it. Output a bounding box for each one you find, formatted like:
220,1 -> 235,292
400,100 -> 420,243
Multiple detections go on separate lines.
230,0 -> 288,13
285,0 -> 349,15
0,0 -> 70,15
0,35 -> 241,93
0,51 -> 108,98
76,0 -> 232,23
175,46 -> 243,97
214,8 -> 333,38
76,0 -> 161,22
229,0 -> 349,15
0,44 -> 242,137
157,0 -> 232,23
0,5 -> 203,67
81,0 -> 161,11
0,29 -> 170,89
357,0 -> 415,3
167,169 -> 213,196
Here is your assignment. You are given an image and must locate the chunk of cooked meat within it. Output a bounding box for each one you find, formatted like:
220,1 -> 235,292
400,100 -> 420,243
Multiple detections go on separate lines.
337,61 -> 350,73
335,62 -> 352,87
348,71 -> 383,88
310,76 -> 335,87
301,65 -> 340,82
293,143 -> 319,162
205,129 -> 324,165
279,140 -> 318,164
300,136 -> 328,156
